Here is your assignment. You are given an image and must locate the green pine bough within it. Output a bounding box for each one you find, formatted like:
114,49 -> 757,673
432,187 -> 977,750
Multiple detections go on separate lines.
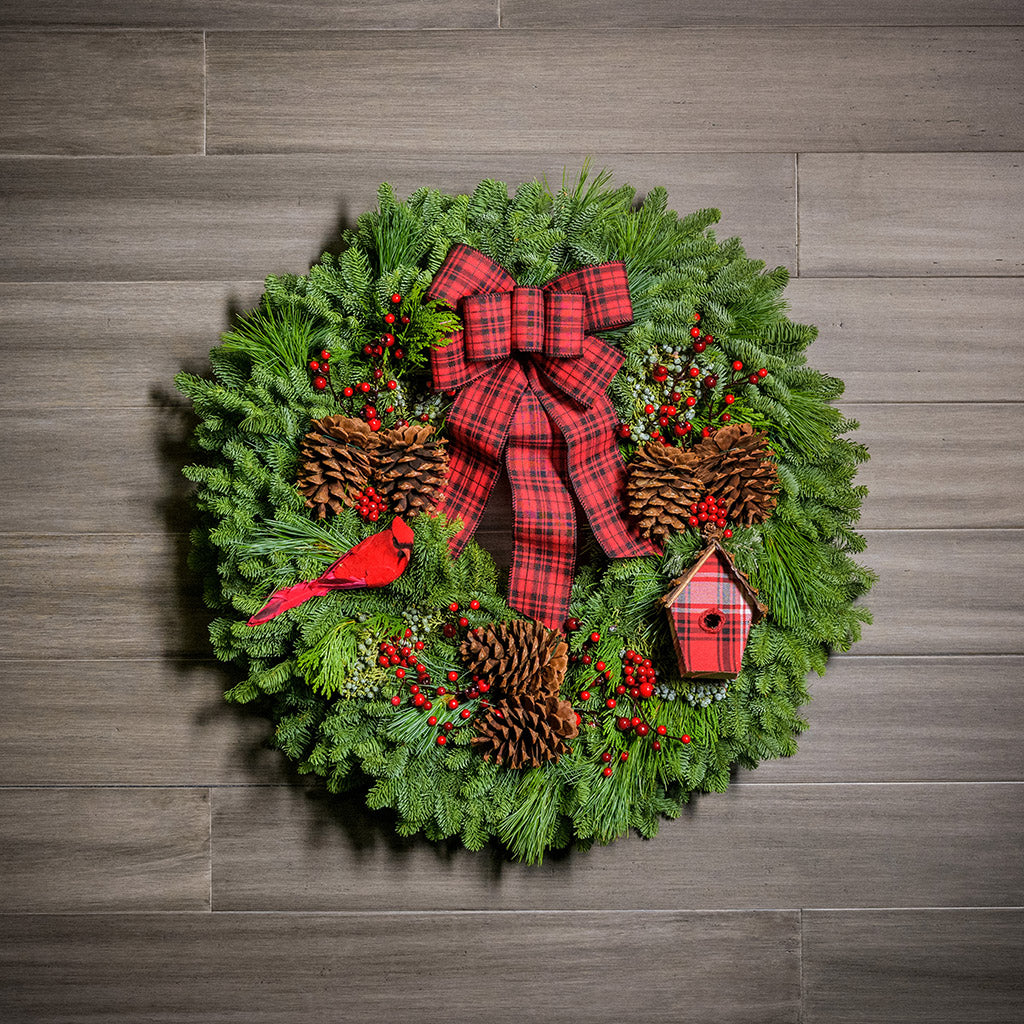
177,171 -> 874,863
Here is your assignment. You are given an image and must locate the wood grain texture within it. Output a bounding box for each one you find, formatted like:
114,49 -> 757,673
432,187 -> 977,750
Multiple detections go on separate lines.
210,782 -> 1024,911
0,31 -> 203,156
847,404 -> 1024,529
0,535 -> 211,659
0,788 -> 209,911
0,281 -> 264,409
855,530 -> 1024,656
0,911 -> 800,1024
0,0 -> 498,29
206,29 -> 1024,154
0,408 -> 195,534
799,153 -> 1024,276
803,910 -> 1024,1023
0,153 -> 796,282
502,1 -> 1024,27
786,278 -> 1024,402
743,656 -> 1024,783
0,661 -> 280,785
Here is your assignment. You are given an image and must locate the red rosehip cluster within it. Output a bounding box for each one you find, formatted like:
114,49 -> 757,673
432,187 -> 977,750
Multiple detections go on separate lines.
364,292 -> 409,364
352,486 -> 387,522
442,599 -> 482,639
308,348 -> 334,393
618,312 -> 772,442
687,494 -> 733,539
383,629 -> 432,697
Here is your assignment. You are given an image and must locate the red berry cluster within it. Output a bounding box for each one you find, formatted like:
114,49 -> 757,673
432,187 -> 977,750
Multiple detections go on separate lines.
619,313 -> 771,443
363,293 -> 409,365
440,599 -> 481,639
352,486 -> 387,522
383,629 -> 432,696
308,348 -> 334,394
686,494 -> 733,539
388,628 -> 493,747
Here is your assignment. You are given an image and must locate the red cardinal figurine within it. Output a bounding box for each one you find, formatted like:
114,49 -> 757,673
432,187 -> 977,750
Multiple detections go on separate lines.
247,517 -> 415,626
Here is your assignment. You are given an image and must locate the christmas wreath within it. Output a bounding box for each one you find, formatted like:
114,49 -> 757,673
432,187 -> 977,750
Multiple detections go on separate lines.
177,171 -> 873,863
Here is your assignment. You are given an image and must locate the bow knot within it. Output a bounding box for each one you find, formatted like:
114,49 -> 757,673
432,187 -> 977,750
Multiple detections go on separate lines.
462,287 -> 586,360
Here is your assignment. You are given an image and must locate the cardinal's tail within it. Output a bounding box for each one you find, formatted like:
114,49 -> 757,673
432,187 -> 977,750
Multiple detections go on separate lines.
246,579 -> 325,626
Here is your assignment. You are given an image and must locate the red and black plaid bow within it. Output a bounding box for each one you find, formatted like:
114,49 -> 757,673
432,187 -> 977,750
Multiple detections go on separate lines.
427,243 -> 658,629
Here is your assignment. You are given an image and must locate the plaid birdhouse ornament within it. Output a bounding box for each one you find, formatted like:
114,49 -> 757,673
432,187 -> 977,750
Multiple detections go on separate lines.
662,543 -> 767,679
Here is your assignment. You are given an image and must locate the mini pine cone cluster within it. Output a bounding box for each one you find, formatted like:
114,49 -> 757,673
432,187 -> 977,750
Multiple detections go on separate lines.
461,620 -> 577,769
298,415 -> 448,519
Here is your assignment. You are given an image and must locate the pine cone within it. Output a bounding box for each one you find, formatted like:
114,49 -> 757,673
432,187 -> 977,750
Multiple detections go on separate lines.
461,620 -> 568,699
693,424 -> 779,526
373,423 -> 448,515
297,415 -> 377,520
625,442 -> 705,544
472,693 -> 579,770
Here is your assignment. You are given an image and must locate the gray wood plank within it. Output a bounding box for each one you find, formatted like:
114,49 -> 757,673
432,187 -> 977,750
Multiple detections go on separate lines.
210,782 -> 1023,911
0,281 -> 264,410
743,656 -> 1024,783
6,394 -> 214,537
0,788 -> 209,911
803,910 -> 1024,1023
799,154 -> 1024,277
0,660 -> 280,785
855,530 -> 1024,656
0,1 -> 498,29
0,153 -> 796,281
847,404 -> 1024,530
502,1 -> 1024,27
0,407 -> 194,534
786,278 -> 1024,402
0,31 -> 203,156
0,535 -> 211,659
1,401 -> 1016,535
0,910 -> 800,1024
206,29 -> 1024,154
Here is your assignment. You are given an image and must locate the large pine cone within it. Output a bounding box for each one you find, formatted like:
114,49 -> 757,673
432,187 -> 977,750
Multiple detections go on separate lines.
297,415 -> 377,520
693,423 -> 778,526
373,423 -> 448,515
471,694 -> 579,770
625,441 -> 704,545
461,620 -> 568,699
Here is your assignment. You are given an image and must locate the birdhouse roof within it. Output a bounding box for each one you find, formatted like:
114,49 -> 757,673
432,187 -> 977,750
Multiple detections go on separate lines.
663,543 -> 768,621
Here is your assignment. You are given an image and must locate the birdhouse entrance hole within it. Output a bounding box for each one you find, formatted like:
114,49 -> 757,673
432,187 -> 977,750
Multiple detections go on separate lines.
699,608 -> 724,634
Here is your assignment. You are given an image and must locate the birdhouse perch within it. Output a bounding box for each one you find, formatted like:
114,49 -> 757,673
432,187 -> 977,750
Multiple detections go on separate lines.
662,543 -> 767,679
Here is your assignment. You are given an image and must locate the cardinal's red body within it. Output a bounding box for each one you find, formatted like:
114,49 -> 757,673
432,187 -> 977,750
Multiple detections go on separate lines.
247,517 -> 414,626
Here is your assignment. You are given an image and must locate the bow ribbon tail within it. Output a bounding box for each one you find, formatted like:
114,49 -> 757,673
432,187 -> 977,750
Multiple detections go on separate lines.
435,362 -> 528,557
528,361 -> 659,561
504,390 -> 577,629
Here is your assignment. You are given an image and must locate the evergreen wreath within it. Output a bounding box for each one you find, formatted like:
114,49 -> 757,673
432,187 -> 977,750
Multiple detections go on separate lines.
177,171 -> 874,863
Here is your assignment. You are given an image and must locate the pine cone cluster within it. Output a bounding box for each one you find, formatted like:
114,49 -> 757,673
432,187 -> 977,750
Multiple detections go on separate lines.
625,424 -> 778,541
463,619 -> 575,769
297,416 -> 377,519
624,442 -> 704,545
693,424 -> 778,526
373,424 -> 448,515
297,418 -> 447,519
460,619 -> 568,699
471,693 -> 579,770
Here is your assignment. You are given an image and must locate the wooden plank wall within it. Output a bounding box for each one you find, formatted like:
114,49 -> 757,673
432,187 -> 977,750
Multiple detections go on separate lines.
1,4 -> 1022,1021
